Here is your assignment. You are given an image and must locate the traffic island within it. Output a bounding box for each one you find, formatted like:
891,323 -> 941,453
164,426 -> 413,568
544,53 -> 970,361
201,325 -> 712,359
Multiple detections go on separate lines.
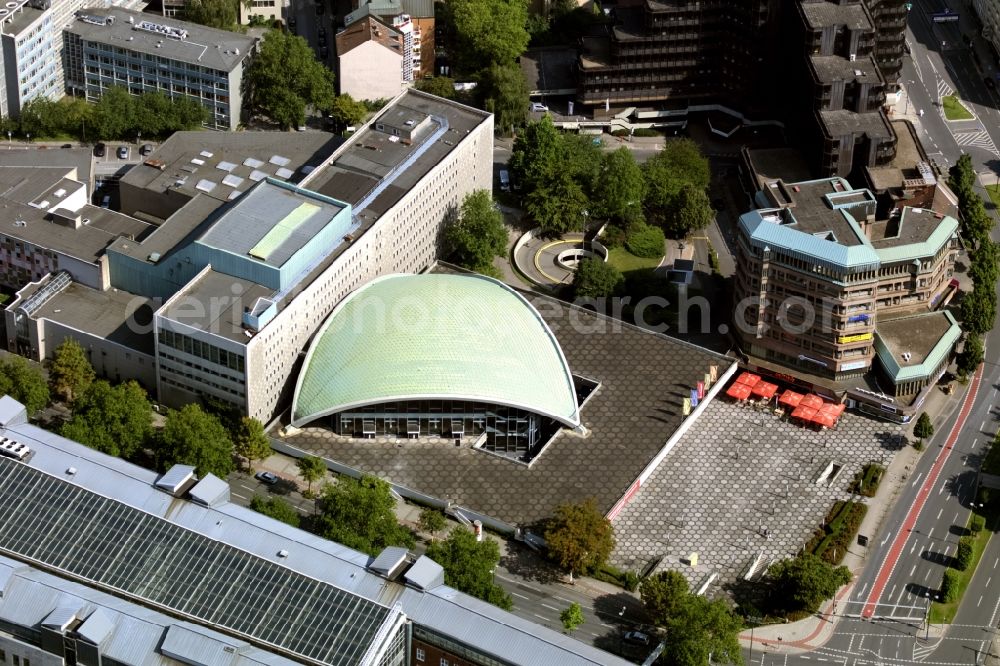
942,95 -> 974,121
929,508 -> 993,623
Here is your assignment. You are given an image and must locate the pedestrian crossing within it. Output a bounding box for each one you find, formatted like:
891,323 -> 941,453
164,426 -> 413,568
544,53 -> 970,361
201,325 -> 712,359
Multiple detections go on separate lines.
912,639 -> 935,662
937,77 -> 955,100
954,129 -> 1000,155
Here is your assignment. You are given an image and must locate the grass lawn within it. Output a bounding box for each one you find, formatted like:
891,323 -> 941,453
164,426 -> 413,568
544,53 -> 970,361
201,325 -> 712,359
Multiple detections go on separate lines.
929,514 -> 992,623
607,247 -> 661,273
986,184 -> 1000,210
942,95 -> 974,121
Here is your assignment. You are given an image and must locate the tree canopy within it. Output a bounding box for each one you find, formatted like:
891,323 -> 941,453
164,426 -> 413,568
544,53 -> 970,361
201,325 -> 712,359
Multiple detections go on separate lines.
315,475 -> 415,556
245,30 -> 335,129
663,595 -> 743,666
640,570 -> 689,626
481,62 -> 529,135
0,356 -> 49,415
573,257 -> 623,299
61,380 -> 152,459
415,77 -> 456,99
449,0 -> 530,70
249,495 -> 300,527
958,332 -> 984,377
913,412 -> 934,443
560,602 -> 584,632
48,339 -> 94,403
234,416 -> 271,471
961,284 -> 997,336
442,190 -> 507,276
767,553 -> 852,614
418,507 -> 447,538
327,94 -> 367,132
544,497 -> 615,580
296,455 -> 326,494
160,404 -> 234,479
510,116 -> 562,192
183,0 -> 238,30
643,140 -> 713,238
525,168 -> 589,234
593,147 -> 646,225
425,527 -> 513,609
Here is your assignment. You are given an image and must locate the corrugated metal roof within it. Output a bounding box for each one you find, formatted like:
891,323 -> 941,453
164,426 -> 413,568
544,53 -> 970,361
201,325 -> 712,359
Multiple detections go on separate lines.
740,210 -> 881,273
369,547 -> 409,577
404,556 -> 443,591
77,608 -> 115,645
155,464 -> 196,493
0,396 -> 27,428
42,602 -> 83,629
188,474 -> 230,507
161,624 -> 241,666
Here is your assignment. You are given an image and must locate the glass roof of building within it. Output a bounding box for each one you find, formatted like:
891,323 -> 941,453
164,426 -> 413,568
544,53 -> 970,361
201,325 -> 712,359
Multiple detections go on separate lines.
291,274 -> 580,428
0,460 -> 396,665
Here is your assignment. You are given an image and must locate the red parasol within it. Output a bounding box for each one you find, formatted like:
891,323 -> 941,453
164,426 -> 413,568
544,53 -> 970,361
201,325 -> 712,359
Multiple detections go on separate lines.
751,381 -> 779,400
800,394 -> 824,409
736,372 -> 761,387
791,405 -> 818,422
778,390 -> 804,408
811,411 -> 837,429
727,382 -> 753,400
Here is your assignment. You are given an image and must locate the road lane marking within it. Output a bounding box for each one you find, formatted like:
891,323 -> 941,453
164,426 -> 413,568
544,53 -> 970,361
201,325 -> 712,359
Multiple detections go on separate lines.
928,528 -> 934,539
994,557 -> 998,569
910,565 -> 917,576
532,613 -> 548,621
939,481 -> 947,495
924,569 -> 931,581
511,592 -> 529,600
979,595 -> 984,607
554,595 -> 573,603
911,472 -> 924,487
541,603 -> 561,612
937,508 -> 943,519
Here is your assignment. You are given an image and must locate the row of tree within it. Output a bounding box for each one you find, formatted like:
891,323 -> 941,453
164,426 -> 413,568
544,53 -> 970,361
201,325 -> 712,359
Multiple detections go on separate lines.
3,89 -> 207,141
949,154 -> 997,376
510,118 -> 714,240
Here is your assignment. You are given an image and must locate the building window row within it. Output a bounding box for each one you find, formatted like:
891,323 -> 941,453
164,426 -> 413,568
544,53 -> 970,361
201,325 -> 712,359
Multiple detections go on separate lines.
158,329 -> 245,373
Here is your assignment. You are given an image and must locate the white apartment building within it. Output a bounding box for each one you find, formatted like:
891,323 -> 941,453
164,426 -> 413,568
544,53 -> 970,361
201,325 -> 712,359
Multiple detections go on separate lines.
63,8 -> 256,131
0,0 -> 144,117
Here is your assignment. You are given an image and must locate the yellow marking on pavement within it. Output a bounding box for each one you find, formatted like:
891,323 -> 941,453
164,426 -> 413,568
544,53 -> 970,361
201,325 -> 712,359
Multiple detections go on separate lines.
534,240 -> 578,284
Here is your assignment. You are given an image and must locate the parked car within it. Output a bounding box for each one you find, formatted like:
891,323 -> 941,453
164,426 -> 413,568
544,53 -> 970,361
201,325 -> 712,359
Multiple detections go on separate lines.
623,631 -> 650,646
94,142 -> 106,157
117,145 -> 129,159
255,471 -> 279,485
530,102 -> 549,112
140,143 -> 153,156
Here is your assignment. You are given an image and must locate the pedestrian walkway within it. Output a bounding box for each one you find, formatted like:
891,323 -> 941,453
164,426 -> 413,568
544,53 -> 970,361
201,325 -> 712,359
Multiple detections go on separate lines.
740,368 -> 968,653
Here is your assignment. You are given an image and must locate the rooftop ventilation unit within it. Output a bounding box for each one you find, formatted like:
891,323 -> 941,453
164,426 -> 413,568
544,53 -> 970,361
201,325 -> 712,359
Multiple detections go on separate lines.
78,14 -> 107,26
135,20 -> 188,41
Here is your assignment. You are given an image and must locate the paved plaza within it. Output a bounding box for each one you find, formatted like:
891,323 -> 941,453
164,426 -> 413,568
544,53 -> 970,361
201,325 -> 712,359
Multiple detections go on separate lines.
610,398 -> 904,592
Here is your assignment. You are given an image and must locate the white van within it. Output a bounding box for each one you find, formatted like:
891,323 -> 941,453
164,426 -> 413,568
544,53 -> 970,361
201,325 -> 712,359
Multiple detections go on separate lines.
499,169 -> 511,192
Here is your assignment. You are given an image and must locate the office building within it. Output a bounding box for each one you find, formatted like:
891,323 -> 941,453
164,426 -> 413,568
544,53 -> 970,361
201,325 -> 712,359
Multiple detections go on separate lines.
0,395 -> 631,666
62,8 -> 256,131
0,0 -> 144,117
733,175 -> 959,384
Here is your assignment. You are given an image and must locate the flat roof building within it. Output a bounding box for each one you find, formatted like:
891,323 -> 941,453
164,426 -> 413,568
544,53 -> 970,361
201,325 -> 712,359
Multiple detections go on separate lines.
62,8 -> 257,130
0,395 -> 632,666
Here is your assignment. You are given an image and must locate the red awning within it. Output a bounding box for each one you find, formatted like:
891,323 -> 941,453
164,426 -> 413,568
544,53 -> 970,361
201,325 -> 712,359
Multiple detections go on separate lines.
818,402 -> 846,417
800,394 -> 824,409
727,383 -> 753,400
778,390 -> 804,408
791,405 -> 818,422
736,372 -> 761,387
751,381 -> 779,399
812,411 -> 837,429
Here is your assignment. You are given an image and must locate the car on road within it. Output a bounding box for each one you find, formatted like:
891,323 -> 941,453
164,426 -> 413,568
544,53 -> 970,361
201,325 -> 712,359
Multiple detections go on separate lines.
255,471 -> 279,485
117,145 -> 129,159
622,630 -> 650,646
530,102 -> 548,112
140,143 -> 153,156
94,142 -> 106,157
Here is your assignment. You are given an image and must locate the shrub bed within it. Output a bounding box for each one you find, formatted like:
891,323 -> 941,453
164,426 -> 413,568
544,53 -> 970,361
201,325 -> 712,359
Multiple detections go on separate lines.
625,224 -> 665,259
806,501 -> 867,564
848,463 -> 885,498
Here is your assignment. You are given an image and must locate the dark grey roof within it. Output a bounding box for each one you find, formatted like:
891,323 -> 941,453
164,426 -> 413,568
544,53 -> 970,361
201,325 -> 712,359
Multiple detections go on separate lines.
810,54 -> 881,84
800,1 -> 872,31
65,8 -> 255,72
819,108 -> 894,140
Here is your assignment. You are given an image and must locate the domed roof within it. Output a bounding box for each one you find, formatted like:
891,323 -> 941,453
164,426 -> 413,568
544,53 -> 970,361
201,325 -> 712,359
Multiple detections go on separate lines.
291,274 -> 580,427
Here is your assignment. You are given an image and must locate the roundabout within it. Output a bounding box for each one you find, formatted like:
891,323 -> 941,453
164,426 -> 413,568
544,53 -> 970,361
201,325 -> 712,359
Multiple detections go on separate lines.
513,230 -> 610,287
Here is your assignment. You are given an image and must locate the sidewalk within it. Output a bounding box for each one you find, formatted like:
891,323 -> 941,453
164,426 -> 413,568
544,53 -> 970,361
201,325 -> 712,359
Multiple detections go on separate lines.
740,373 -> 966,653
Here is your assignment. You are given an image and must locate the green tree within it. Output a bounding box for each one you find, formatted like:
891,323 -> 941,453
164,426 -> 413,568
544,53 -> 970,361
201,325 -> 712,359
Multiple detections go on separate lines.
961,284 -> 997,336
249,494 -> 300,527
18,97 -> 64,138
948,153 -> 976,203
573,257 -> 623,299
644,139 -> 711,231
449,0 -> 529,70
640,570 -> 689,626
481,62 -> 529,135
969,239 -> 1000,286
510,115 -> 563,192
160,403 -> 234,479
296,455 -> 326,495
525,168 -> 589,234
626,222 -> 665,259
913,412 -> 934,445
60,380 -> 152,458
958,332 -> 985,377
767,553 -> 852,614
418,507 -> 447,539
664,595 -> 743,666
442,189 -> 507,276
544,497 -> 615,581
560,601 -> 584,632
172,96 -> 210,131
315,475 -> 415,556
963,200 -> 994,249
594,147 -> 646,225
328,94 -> 368,130
60,97 -> 94,141
941,568 -> 961,602
90,86 -> 136,140
183,0 -> 237,30
662,183 -> 715,238
0,356 -> 50,415
246,31 -> 335,129
415,77 -> 456,99
425,527 -> 513,609
234,416 -> 271,471
955,536 -> 973,571
48,339 -> 95,403
561,133 -> 603,194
